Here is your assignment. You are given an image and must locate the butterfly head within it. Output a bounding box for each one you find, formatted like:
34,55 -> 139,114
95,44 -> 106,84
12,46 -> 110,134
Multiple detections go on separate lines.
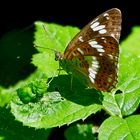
55,51 -> 63,61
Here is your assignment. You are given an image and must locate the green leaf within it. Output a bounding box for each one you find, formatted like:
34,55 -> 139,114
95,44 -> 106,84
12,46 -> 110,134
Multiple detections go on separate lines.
11,22 -> 140,131
32,21 -> 80,77
0,87 -> 12,107
103,92 -> 140,117
98,115 -> 140,140
64,124 -> 96,140
0,107 -> 51,140
11,75 -> 102,129
34,21 -> 79,52
121,26 -> 140,55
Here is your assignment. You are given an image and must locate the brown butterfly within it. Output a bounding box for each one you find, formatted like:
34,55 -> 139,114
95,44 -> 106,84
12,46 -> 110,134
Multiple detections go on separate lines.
55,8 -> 122,92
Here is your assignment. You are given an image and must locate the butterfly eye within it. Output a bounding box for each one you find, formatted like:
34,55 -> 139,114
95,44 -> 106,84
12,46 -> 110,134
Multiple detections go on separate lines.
55,52 -> 63,61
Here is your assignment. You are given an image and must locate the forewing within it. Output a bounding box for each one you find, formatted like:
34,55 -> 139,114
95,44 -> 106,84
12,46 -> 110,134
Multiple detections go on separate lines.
65,8 -> 121,53
63,36 -> 119,92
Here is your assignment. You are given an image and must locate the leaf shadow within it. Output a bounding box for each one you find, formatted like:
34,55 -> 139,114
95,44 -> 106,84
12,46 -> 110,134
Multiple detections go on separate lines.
0,27 -> 37,88
0,107 -> 51,140
47,75 -> 103,106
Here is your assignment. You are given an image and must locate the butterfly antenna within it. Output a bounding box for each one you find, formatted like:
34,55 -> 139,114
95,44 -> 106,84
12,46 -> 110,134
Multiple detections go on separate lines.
42,24 -> 62,49
34,44 -> 57,53
34,23 -> 62,54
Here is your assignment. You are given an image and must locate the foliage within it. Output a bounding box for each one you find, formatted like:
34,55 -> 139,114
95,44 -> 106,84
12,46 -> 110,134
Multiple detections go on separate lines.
0,22 -> 140,139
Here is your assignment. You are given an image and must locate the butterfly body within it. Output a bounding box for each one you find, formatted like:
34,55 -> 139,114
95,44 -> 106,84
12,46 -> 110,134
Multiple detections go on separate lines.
55,8 -> 122,92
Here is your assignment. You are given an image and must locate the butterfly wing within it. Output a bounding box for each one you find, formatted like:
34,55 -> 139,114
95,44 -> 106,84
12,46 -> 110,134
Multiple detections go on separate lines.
60,8 -> 121,92
64,8 -> 121,53
63,36 -> 119,92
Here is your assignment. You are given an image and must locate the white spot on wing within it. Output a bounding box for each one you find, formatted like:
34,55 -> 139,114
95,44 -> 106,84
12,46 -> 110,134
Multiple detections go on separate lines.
89,75 -> 95,83
92,61 -> 99,68
92,44 -> 103,49
78,36 -> 84,42
111,33 -> 115,38
92,61 -> 99,65
89,68 -> 96,79
103,13 -> 109,20
93,25 -> 105,31
101,37 -> 107,43
106,17 -> 109,20
103,13 -> 109,17
89,40 -> 105,53
88,40 -> 102,49
88,67 -> 98,84
88,40 -> 97,46
92,67 -> 99,72
103,40 -> 107,43
88,57 -> 99,83
99,29 -> 107,34
116,32 -> 119,37
92,56 -> 97,61
90,22 -> 100,30
91,69 -> 97,75
97,48 -> 105,53
99,53 -> 103,56
101,37 -> 105,39
108,54 -> 113,59
90,20 -> 106,34
77,48 -> 84,55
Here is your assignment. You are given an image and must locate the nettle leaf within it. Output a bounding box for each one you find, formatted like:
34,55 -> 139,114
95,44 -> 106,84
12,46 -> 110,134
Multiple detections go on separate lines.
98,115 -> 140,140
0,108 -> 51,140
11,75 -> 102,128
64,123 -> 96,140
34,21 -> 78,52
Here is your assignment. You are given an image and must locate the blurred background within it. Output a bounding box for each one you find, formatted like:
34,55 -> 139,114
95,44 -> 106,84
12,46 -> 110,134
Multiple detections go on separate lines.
0,1 -> 139,39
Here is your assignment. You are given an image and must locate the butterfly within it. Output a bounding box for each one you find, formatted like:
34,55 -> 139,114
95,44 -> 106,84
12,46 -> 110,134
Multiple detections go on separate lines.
55,8 -> 122,92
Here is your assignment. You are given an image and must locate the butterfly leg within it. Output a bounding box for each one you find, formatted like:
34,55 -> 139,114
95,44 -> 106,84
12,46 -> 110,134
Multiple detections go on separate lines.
70,74 -> 73,91
57,61 -> 65,75
57,64 -> 63,75
47,71 -> 56,87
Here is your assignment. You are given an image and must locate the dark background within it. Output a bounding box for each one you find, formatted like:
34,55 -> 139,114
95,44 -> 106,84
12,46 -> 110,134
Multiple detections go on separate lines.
0,1 -> 139,40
